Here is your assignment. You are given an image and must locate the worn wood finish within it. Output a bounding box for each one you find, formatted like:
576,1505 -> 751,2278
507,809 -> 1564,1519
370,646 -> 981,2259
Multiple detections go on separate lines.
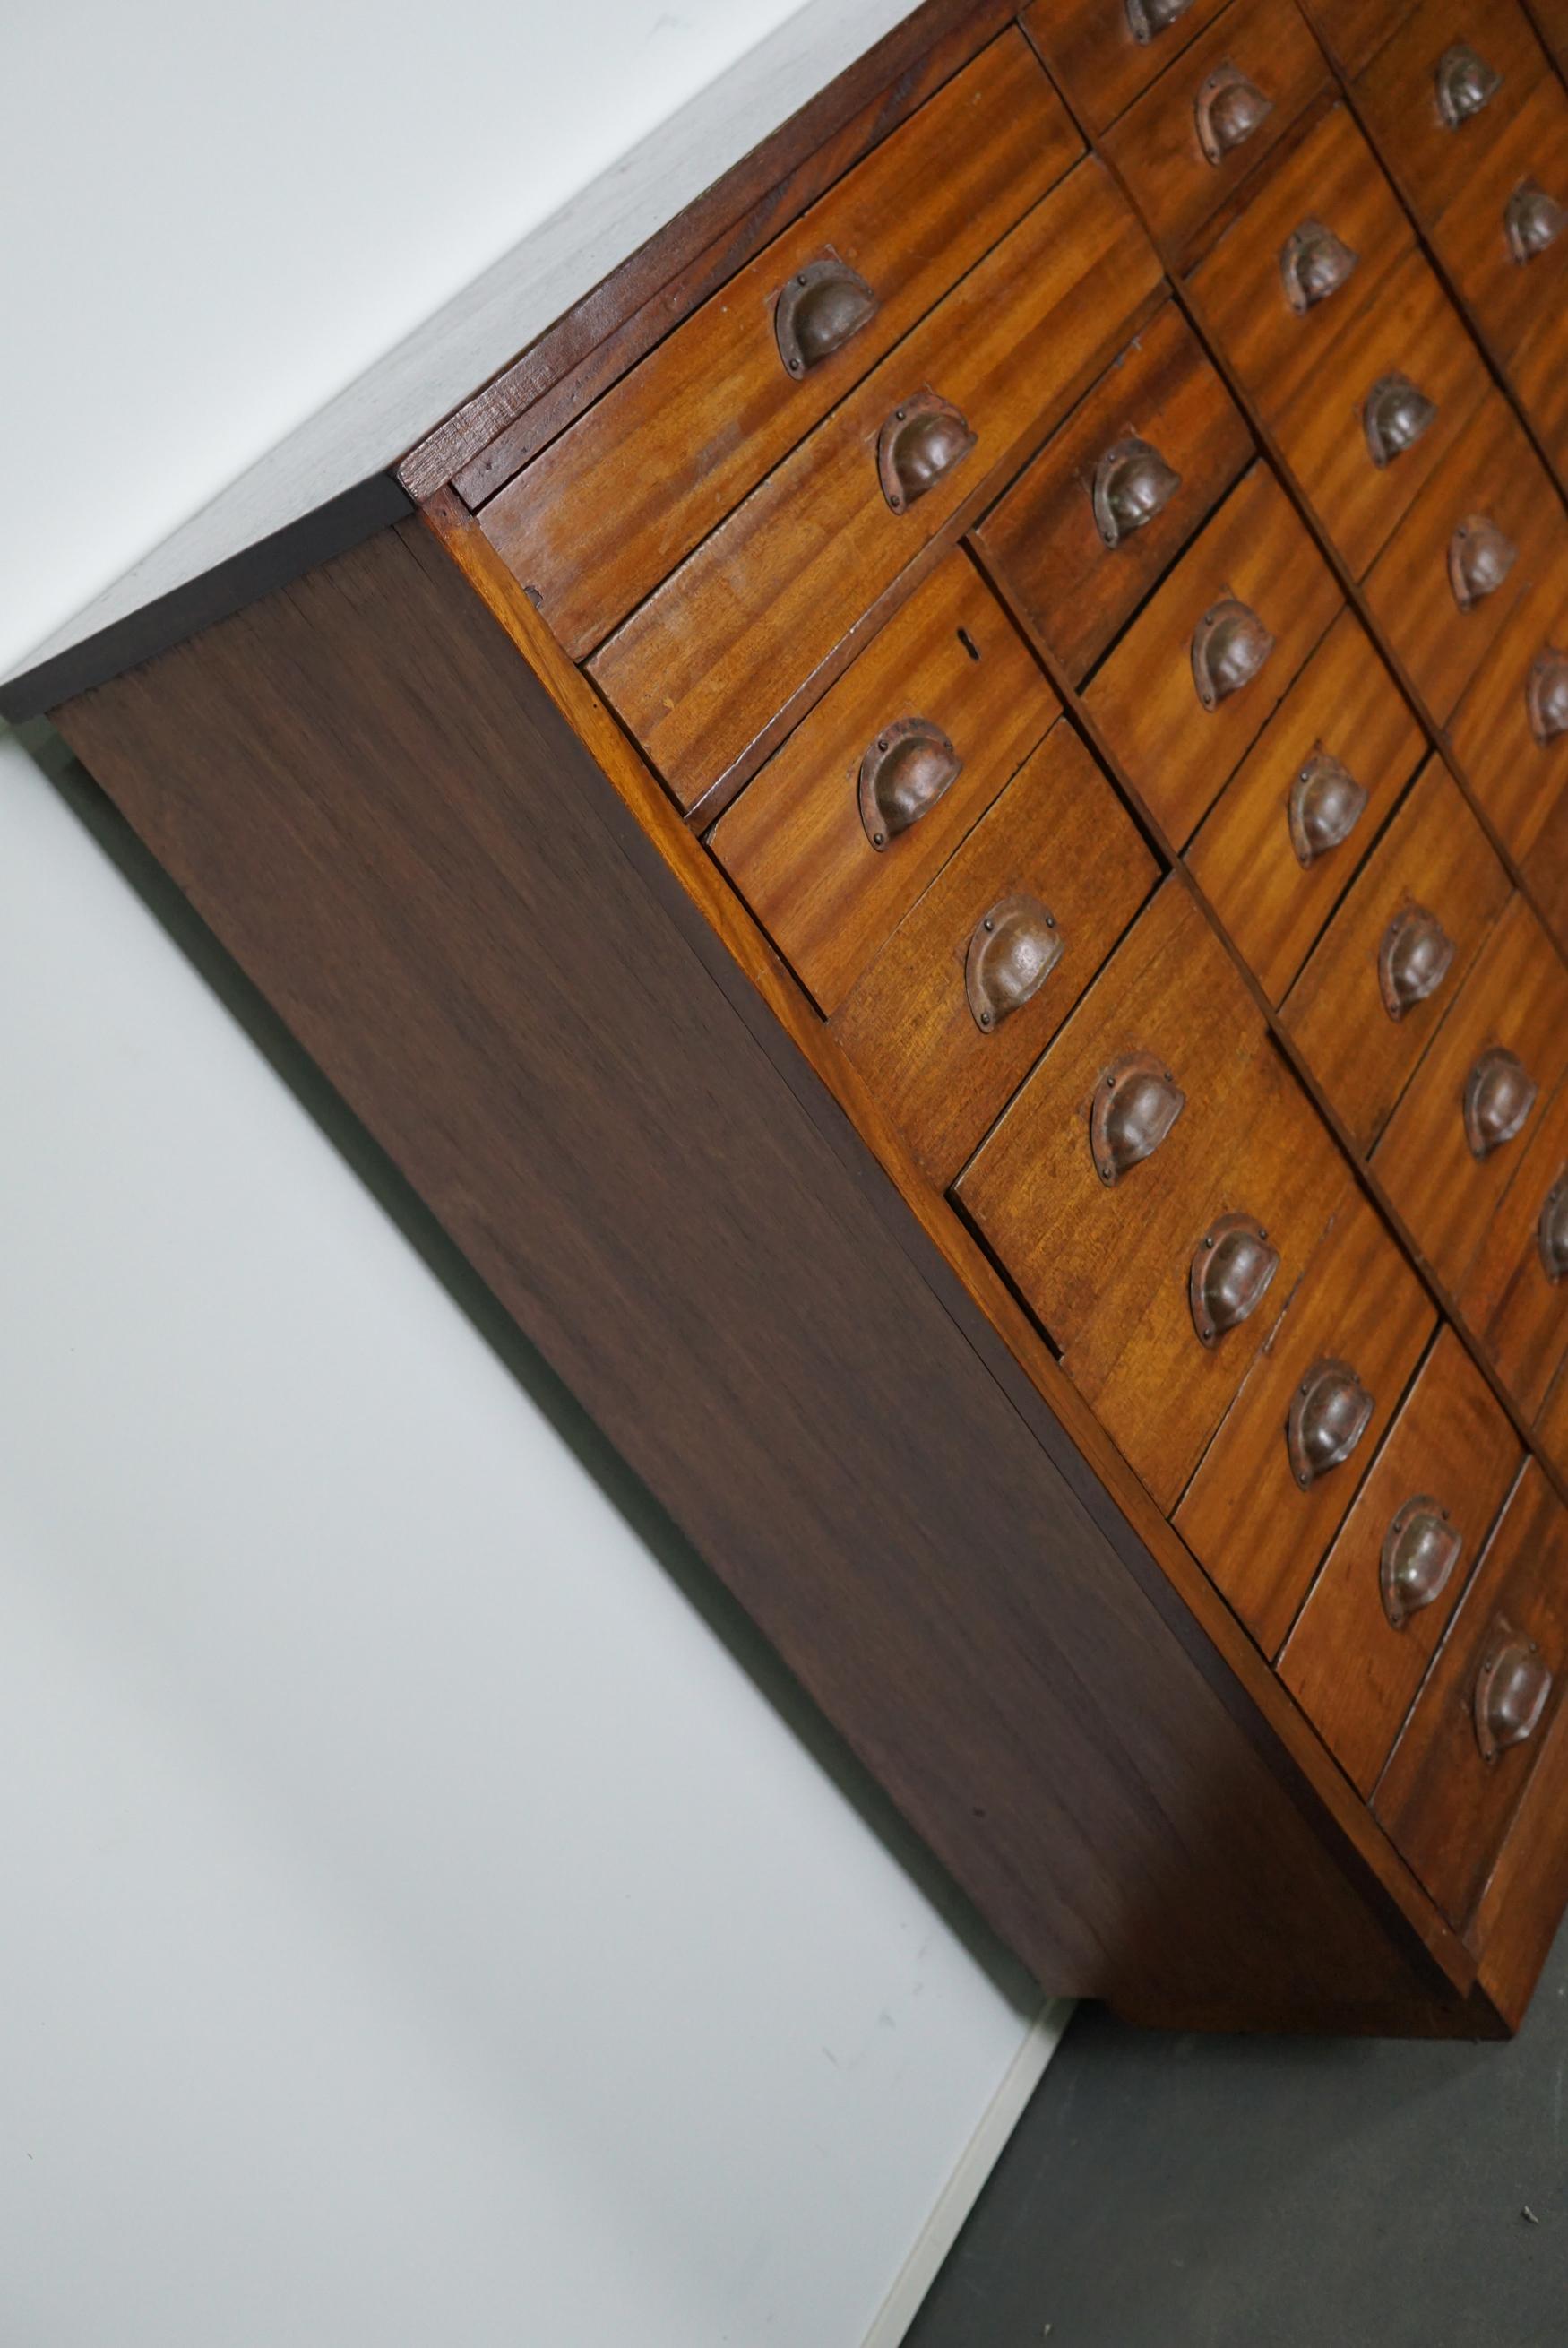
1299,0 -> 1419,75
1084,462 -> 1344,846
1187,606 -> 1426,1002
1459,1070 -> 1568,1415
971,298 -> 1254,682
1280,757 -> 1509,1149
1447,550 -> 1568,863
1020,0 -> 1232,133
708,556 -> 1057,1014
1176,1183 -> 1437,1652
590,159 -> 1161,812
1350,0 -> 1543,229
478,34 -> 1077,660
1280,1326 -> 1523,1792
830,719 -> 1158,1186
1427,79 -> 1568,364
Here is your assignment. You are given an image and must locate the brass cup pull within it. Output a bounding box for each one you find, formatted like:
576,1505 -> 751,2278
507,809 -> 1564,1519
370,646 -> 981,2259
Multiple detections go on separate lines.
1189,1213 -> 1279,1348
1450,514 -> 1518,609
1288,748 -> 1367,867
1475,1623 -> 1553,1763
1527,648 -> 1568,746
964,895 -> 1062,1033
876,390 -> 976,514
1287,1357 -> 1374,1489
1379,902 -> 1455,1020
1464,1044 -> 1537,1159
1092,436 -> 1183,548
1194,63 -> 1274,165
1506,179 -> 1566,264
774,254 -> 879,377
1435,41 -> 1503,128
1381,1495 -> 1463,1628
1192,597 -> 1275,710
1363,373 -> 1438,468
1126,0 -> 1195,42
857,718 -> 961,850
1090,1051 -> 1186,1186
1280,219 -> 1359,312
1538,1168 -> 1568,1282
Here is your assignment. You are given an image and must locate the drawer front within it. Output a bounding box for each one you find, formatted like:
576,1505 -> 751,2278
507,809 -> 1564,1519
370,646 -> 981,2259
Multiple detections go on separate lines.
1459,1069 -> 1568,1416
1280,1326 -> 1522,1793
831,720 -> 1159,1186
1020,0 -> 1232,135
590,160 -> 1161,814
1428,79 -> 1568,364
1374,891 -> 1568,1291
1352,0 -> 1545,229
956,879 -> 1348,1508
1175,1183 -> 1437,1652
1301,0 -> 1420,74
1188,104 -> 1415,426
1362,393 -> 1555,725
1187,606 -> 1426,1005
1084,464 -> 1343,845
1446,550 -> 1568,864
1101,0 -> 1333,267
1375,1460 -> 1568,1929
478,33 -> 1080,659
1280,758 -> 1510,1152
1268,244 -> 1490,582
709,557 -> 1058,1014
971,300 -> 1253,683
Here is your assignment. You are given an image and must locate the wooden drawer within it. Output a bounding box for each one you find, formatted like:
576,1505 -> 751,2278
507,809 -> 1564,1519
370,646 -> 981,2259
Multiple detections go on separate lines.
971,300 -> 1253,683
1187,104 -> 1415,426
1428,79 -> 1568,365
1512,298 -> 1568,479
1300,0 -> 1419,74
1459,1070 -> 1568,1416
831,719 -> 1159,1186
1374,891 -> 1568,1291
1375,1460 -> 1568,1929
955,879 -> 1348,1508
1280,1326 -> 1522,1792
590,159 -> 1161,815
1186,608 -> 1425,1004
1280,758 -> 1509,1152
1352,0 -> 1545,230
709,557 -> 1058,1014
1020,0 -> 1232,135
1101,0 -> 1333,269
478,33 -> 1080,660
1446,549 -> 1568,864
1083,464 -> 1342,845
1267,243 -> 1490,582
1362,393 -> 1555,725
1176,1183 -> 1437,1652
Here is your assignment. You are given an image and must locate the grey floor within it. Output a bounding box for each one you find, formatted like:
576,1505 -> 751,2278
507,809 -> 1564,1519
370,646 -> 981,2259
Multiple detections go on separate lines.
908,1930 -> 1568,2348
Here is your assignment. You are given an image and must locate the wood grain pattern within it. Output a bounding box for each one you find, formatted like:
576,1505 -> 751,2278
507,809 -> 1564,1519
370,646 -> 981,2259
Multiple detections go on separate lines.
590,159 -> 1163,812
1084,462 -> 1344,846
1459,1068 -> 1568,1416
478,33 -> 1078,660
1447,548 -> 1568,864
1298,0 -> 1420,75
708,556 -> 1058,1014
1187,605 -> 1426,1003
971,298 -> 1254,683
1426,77 -> 1568,365
1020,0 -> 1232,134
831,719 -> 1159,1186
1176,1183 -> 1437,1653
1280,1326 -> 1523,1793
1351,0 -> 1543,228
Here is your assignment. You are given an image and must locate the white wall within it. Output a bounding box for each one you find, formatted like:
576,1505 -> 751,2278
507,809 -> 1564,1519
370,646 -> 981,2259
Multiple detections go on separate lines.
0,725 -> 1057,2346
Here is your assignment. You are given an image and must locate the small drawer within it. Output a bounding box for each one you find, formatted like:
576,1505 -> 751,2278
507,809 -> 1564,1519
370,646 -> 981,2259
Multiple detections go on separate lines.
1373,891 -> 1568,1291
1083,463 -> 1343,845
1175,1183 -> 1437,1653
971,299 -> 1253,683
1300,0 -> 1420,75
955,878 -> 1348,1509
1459,1070 -> 1568,1416
1428,79 -> 1568,364
590,160 -> 1161,814
1446,549 -> 1568,864
478,32 -> 1080,658
1280,1326 -> 1522,1793
1352,0 -> 1544,230
1187,104 -> 1415,426
1267,243 -> 1490,582
1279,758 -> 1509,1152
1187,608 -> 1425,1005
1362,392 -> 1555,726
709,557 -> 1058,1014
830,719 -> 1159,1186
1101,0 -> 1333,269
1020,0 -> 1232,135
1375,1459 -> 1568,1930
